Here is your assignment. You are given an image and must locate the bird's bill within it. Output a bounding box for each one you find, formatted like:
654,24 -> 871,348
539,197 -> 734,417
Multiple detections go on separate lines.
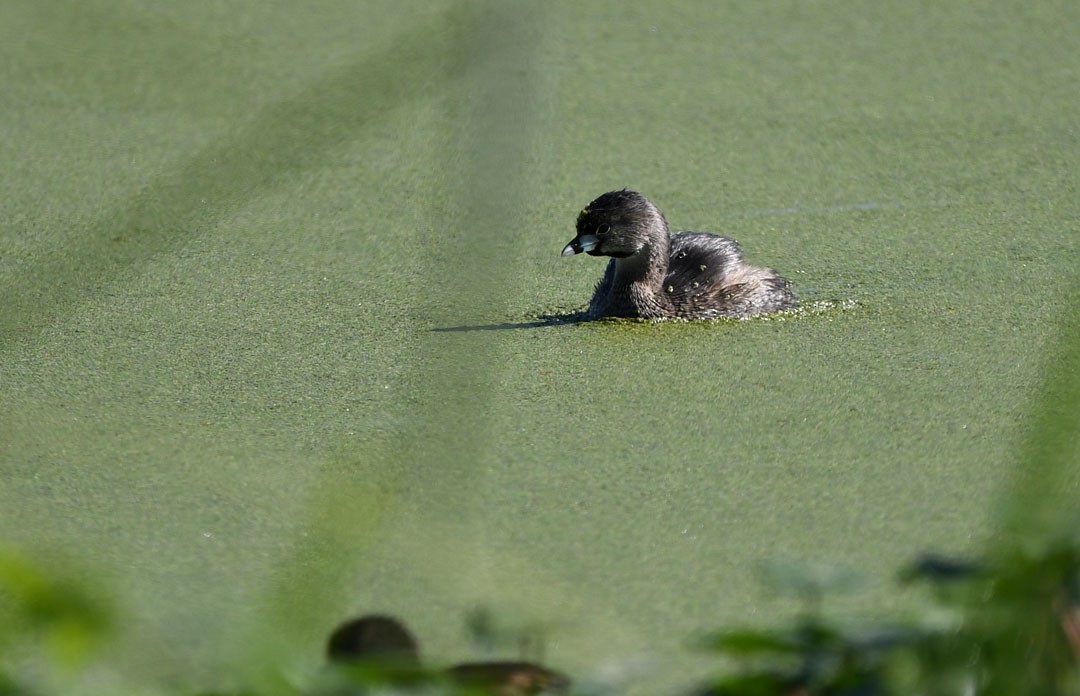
561,234 -> 600,257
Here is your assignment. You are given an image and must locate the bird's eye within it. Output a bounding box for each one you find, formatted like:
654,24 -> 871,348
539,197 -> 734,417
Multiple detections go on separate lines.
596,223 -> 611,235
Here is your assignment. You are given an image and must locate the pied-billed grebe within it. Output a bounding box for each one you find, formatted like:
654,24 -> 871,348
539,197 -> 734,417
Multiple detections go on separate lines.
326,615 -> 570,696
561,190 -> 796,319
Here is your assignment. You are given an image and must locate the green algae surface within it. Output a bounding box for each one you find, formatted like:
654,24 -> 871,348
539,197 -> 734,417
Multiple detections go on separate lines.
1,1 -> 1078,693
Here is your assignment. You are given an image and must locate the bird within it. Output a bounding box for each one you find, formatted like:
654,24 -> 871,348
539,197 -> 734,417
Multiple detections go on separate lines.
325,614 -> 570,696
561,190 -> 796,319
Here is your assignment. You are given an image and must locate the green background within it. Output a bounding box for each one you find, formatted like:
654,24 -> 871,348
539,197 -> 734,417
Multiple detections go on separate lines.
1,1 -> 1077,693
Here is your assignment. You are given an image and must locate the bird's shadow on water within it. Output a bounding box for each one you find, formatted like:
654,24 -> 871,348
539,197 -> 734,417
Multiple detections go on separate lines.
431,297 -> 864,332
431,312 -> 590,333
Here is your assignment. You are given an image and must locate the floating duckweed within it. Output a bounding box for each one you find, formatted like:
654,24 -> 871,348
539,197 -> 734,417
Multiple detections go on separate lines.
666,285 -> 674,293
692,281 -> 700,289
699,264 -> 707,271
560,299 -> 857,325
748,298 -> 860,321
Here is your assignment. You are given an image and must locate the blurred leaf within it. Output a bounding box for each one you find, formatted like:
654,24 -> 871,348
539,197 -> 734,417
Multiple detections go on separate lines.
702,617 -> 916,661
843,624 -> 927,653
0,671 -> 38,696
999,280 -> 1080,547
899,554 -> 984,585
701,629 -> 806,655
977,281 -> 1080,695
698,670 -> 800,696
761,560 -> 867,602
0,546 -> 111,668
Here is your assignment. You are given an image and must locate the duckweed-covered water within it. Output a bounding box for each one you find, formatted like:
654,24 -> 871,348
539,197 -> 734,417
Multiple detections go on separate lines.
1,1 -> 1078,694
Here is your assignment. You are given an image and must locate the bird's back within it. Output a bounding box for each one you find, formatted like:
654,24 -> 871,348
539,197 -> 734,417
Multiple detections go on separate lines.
665,232 -> 795,318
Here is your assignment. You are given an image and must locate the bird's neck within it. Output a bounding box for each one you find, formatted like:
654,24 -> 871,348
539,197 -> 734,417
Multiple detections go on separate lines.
613,227 -> 670,291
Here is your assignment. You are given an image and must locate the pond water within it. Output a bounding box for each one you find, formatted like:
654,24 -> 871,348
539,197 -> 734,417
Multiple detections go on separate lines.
1,1 -> 1077,694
